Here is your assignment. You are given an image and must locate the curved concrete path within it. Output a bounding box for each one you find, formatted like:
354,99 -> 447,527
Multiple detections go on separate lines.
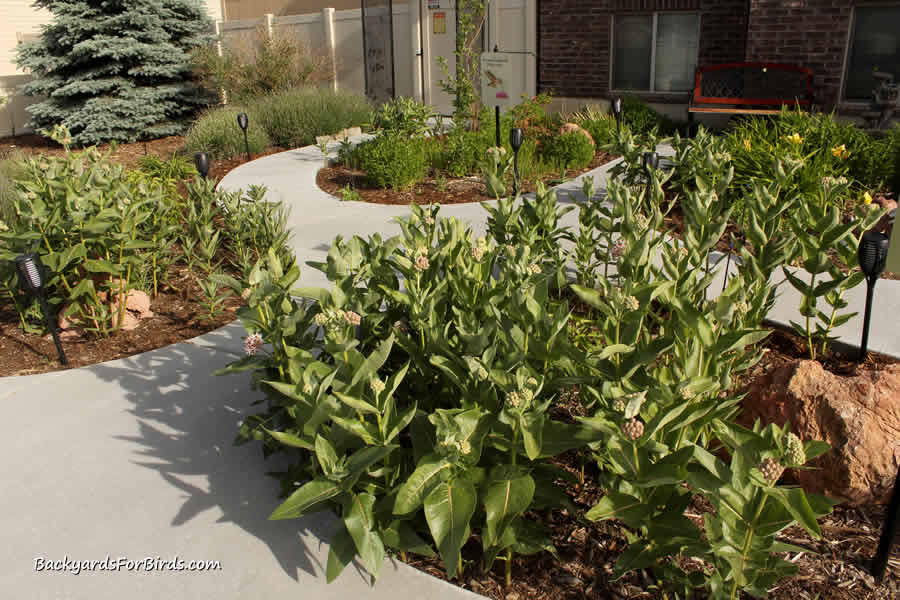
2,139 -> 898,600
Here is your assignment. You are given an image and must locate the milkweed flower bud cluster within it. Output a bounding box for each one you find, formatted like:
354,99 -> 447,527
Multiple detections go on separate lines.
314,309 -> 362,332
471,237 -> 488,262
623,295 -> 640,311
622,418 -> 644,440
784,433 -> 806,466
759,457 -> 784,483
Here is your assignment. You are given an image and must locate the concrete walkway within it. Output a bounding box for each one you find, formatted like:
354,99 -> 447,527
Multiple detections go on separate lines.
2,139 -> 897,600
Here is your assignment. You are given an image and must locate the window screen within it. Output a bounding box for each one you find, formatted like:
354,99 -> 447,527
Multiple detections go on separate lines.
654,14 -> 699,92
845,6 -> 900,101
614,15 -> 652,90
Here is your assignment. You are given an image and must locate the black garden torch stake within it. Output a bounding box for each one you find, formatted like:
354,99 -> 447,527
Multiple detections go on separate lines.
872,462 -> 900,582
193,152 -> 210,179
15,253 -> 67,366
857,230 -> 889,362
612,97 -> 623,135
510,127 -> 524,197
237,112 -> 251,162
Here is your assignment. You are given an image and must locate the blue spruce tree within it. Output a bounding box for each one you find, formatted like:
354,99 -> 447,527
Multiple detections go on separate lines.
16,0 -> 215,146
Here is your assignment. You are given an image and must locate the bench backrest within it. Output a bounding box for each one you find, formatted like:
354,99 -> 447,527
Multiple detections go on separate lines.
692,62 -> 813,106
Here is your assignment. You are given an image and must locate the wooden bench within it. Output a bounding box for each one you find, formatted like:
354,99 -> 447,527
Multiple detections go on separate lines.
688,62 -> 815,128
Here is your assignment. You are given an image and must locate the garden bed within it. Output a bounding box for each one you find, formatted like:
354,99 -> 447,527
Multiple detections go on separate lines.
316,151 -> 619,205
0,134 -> 287,376
400,320 -> 898,600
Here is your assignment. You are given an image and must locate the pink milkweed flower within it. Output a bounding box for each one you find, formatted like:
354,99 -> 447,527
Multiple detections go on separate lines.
244,333 -> 264,356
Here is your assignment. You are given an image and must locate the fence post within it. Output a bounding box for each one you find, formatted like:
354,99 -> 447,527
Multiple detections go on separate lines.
214,20 -> 227,105
265,13 -> 274,39
409,0 -> 423,102
322,7 -> 339,91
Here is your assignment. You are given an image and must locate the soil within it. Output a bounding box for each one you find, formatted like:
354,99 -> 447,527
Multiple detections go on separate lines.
0,134 -> 288,377
316,151 -> 620,205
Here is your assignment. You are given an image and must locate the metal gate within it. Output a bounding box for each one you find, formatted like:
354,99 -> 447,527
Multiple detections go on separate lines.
362,0 -> 396,105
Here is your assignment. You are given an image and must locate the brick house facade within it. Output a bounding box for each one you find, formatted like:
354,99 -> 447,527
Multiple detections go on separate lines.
538,0 -> 889,112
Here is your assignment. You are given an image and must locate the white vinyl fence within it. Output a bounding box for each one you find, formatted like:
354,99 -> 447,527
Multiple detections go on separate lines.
219,5 -> 414,101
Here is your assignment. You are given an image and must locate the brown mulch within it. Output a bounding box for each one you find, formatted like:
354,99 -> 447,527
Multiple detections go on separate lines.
0,281 -> 243,377
0,134 -> 290,376
316,151 -> 620,205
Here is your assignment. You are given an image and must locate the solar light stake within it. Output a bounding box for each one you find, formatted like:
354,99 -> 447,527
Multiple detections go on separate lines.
857,230 -> 889,361
612,97 -> 623,134
722,240 -> 734,293
510,128 -> 524,197
193,152 -> 210,179
641,151 -> 659,205
15,253 -> 67,366
872,462 -> 900,582
237,112 -> 251,162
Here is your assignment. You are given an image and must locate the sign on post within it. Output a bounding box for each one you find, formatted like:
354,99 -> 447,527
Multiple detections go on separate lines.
886,213 -> 900,274
480,52 -> 524,109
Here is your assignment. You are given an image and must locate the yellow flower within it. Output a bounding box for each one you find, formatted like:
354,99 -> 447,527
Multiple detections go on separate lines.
743,138 -> 752,151
831,144 -> 847,158
784,133 -> 803,145
863,191 -> 873,205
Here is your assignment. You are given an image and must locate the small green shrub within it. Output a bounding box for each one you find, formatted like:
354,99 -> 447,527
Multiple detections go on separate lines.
191,28 -> 334,103
252,88 -> 372,148
355,133 -> 427,189
183,106 -> 271,160
0,150 -> 25,226
372,97 -> 437,138
620,96 -> 682,135
432,129 -> 488,177
539,130 -> 594,172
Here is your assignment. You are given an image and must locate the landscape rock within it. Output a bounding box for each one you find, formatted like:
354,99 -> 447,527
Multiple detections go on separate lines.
559,123 -> 594,147
741,359 -> 900,505
122,289 -> 153,318
873,194 -> 897,236
114,311 -> 141,331
315,127 -> 363,146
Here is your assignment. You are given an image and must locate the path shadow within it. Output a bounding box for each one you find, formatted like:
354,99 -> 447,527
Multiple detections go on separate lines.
89,332 -> 334,581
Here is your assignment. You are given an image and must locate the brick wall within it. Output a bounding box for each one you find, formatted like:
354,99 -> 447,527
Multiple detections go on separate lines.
745,0 -> 852,109
539,0 -> 747,101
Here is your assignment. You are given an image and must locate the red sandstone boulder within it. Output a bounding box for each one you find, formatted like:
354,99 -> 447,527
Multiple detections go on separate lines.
559,123 -> 594,147
741,359 -> 900,505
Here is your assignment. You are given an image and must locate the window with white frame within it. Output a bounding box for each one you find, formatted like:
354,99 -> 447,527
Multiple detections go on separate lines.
612,13 -> 700,92
844,4 -> 900,101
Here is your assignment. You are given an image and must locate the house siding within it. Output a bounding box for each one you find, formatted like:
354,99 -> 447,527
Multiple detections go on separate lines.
0,1 -> 223,137
745,0 -> 853,108
538,0 -> 747,102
